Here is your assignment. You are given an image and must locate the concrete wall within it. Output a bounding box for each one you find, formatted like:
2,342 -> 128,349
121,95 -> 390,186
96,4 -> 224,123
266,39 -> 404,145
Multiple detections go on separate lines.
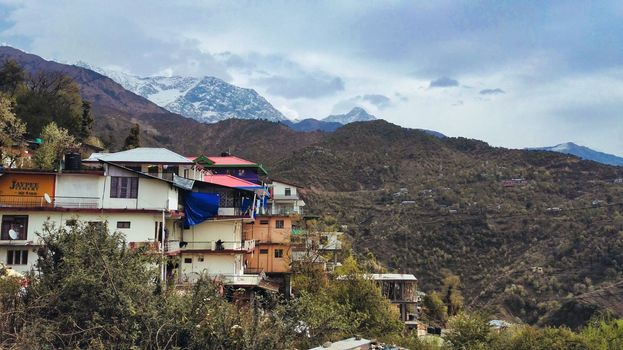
246,244 -> 290,273
271,181 -> 298,197
102,166 -> 175,210
243,216 -> 291,243
183,220 -> 242,243
0,211 -> 164,273
180,253 -> 243,282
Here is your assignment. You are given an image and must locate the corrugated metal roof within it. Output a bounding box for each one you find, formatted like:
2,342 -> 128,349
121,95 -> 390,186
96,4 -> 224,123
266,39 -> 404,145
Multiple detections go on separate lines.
369,273 -> 417,281
308,337 -> 372,350
206,156 -> 256,165
84,148 -> 193,164
203,174 -> 262,189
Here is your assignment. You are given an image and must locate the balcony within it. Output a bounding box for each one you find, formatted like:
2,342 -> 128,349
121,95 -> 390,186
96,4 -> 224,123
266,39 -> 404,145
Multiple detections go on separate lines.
271,194 -> 300,200
0,195 -> 101,209
165,240 -> 181,255
176,272 -> 262,286
182,240 -> 255,252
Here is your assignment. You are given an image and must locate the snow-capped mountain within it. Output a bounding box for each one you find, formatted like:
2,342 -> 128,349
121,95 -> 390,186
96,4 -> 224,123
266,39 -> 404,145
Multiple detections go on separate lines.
75,62 -> 287,123
322,107 -> 377,124
528,142 -> 623,166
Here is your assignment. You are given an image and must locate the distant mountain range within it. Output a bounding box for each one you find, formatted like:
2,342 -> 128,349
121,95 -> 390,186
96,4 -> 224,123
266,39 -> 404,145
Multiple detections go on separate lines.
528,142 -> 623,166
284,107 -> 378,132
75,62 -> 287,124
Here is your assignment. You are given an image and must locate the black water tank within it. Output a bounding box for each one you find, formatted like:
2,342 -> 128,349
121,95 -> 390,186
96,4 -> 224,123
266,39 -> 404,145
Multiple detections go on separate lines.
64,153 -> 82,171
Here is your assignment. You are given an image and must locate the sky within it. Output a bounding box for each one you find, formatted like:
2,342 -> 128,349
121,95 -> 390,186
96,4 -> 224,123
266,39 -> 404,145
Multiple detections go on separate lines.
0,0 -> 622,155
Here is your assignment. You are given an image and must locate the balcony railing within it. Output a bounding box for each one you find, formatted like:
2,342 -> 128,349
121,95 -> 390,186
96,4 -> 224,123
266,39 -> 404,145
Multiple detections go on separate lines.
165,240 -> 181,254
271,194 -> 300,200
0,195 -> 101,209
182,240 -> 255,252
177,272 -> 262,286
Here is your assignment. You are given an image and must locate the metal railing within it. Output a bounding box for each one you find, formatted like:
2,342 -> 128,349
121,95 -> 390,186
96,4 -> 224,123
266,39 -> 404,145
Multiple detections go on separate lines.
271,194 -> 300,200
182,240 -> 255,252
0,195 -> 101,208
165,240 -> 180,254
177,272 -> 262,286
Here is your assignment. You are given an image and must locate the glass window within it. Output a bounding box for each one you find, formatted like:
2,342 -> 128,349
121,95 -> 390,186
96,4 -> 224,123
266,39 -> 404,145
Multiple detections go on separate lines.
260,220 -> 269,225
284,188 -> 291,196
110,177 -> 138,198
7,250 -> 28,265
184,258 -> 192,263
117,221 -> 131,229
1,215 -> 28,240
274,249 -> 284,258
276,220 -> 285,229
259,249 -> 268,254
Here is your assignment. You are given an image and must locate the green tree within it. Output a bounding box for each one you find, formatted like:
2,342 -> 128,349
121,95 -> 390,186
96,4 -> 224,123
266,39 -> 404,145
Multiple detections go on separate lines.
422,291 -> 448,326
580,316 -> 623,350
79,100 -> 93,140
15,70 -> 84,136
0,60 -> 26,97
442,272 -> 464,316
123,123 -> 140,150
33,122 -> 77,170
445,312 -> 491,350
0,94 -> 27,167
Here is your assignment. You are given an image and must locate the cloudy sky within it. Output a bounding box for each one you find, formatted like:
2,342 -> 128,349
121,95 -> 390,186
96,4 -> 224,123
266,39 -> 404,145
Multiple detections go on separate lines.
1,1 -> 622,155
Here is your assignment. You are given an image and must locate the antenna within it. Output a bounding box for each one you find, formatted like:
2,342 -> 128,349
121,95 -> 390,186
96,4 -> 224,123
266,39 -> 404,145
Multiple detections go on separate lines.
43,193 -> 52,204
8,229 -> 18,240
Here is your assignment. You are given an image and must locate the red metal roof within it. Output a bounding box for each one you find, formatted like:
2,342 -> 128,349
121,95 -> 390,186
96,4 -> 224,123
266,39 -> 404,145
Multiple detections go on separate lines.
206,156 -> 256,165
203,174 -> 261,189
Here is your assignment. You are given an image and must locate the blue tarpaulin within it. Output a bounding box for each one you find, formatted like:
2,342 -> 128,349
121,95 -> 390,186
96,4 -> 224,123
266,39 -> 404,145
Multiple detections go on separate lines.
183,192 -> 220,228
241,197 -> 251,215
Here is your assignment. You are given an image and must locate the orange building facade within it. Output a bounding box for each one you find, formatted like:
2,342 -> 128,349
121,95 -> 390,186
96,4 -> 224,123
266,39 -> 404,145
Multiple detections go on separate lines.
243,215 -> 295,294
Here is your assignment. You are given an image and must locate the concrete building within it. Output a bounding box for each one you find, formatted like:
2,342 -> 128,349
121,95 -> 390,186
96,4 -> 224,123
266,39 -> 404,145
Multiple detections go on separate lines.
0,162 -> 183,274
370,274 -> 419,326
266,179 -> 305,215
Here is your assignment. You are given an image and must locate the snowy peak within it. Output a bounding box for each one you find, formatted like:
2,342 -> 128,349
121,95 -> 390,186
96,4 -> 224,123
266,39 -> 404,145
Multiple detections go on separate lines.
528,142 -> 623,166
74,62 -> 286,123
323,107 -> 377,124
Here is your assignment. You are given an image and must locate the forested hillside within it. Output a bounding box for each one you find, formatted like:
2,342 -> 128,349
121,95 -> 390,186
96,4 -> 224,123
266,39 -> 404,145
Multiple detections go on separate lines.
270,121 -> 623,326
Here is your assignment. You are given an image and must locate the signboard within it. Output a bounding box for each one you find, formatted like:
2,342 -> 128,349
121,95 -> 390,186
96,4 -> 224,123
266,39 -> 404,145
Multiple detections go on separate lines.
0,173 -> 56,198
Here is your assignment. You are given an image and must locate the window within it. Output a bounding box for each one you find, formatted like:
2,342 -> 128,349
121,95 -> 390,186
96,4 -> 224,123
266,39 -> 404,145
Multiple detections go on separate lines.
259,219 -> 269,225
276,220 -> 284,229
117,221 -> 131,229
110,177 -> 138,198
7,250 -> 28,265
65,219 -> 77,227
259,249 -> 268,254
274,249 -> 284,258
284,188 -> 291,196
1,215 -> 28,240
184,258 -> 192,264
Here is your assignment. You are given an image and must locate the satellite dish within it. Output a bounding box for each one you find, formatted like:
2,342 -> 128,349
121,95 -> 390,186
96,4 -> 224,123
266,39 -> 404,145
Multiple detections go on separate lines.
8,229 -> 18,240
43,193 -> 52,204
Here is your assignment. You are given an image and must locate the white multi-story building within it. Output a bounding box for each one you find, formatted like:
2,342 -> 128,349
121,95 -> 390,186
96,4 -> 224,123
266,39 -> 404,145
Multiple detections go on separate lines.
1,148 -> 270,290
266,180 -> 305,215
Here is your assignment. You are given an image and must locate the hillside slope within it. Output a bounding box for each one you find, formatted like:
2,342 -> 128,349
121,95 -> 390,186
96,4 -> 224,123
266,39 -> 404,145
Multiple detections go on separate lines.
271,121 -> 623,326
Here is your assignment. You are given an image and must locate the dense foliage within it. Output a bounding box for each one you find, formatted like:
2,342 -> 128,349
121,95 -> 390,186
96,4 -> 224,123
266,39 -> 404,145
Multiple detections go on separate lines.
0,222 -> 406,349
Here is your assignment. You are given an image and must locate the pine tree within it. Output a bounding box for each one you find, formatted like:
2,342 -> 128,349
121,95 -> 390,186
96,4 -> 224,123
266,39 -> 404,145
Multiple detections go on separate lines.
123,123 -> 140,150
79,100 -> 93,141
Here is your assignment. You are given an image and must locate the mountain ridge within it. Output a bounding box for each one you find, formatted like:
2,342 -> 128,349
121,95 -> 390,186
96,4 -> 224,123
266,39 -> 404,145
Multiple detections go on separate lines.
528,142 -> 623,167
74,62 -> 287,123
